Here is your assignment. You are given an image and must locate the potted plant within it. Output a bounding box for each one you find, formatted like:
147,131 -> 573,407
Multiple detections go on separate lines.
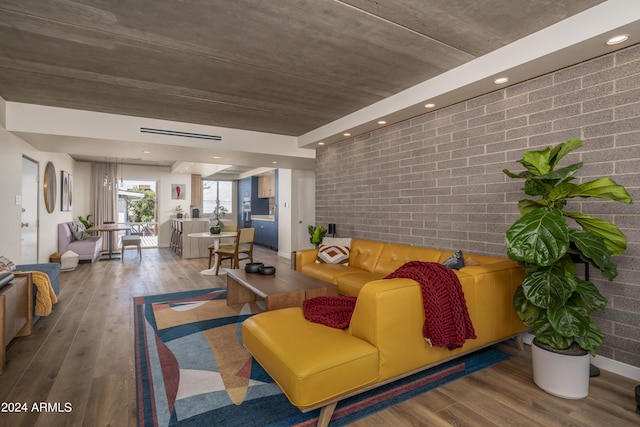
77,214 -> 94,229
504,138 -> 632,398
308,225 -> 327,248
209,202 -> 227,234
175,205 -> 183,219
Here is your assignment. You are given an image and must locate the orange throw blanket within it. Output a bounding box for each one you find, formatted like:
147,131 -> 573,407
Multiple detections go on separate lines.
32,271 -> 58,316
385,261 -> 476,349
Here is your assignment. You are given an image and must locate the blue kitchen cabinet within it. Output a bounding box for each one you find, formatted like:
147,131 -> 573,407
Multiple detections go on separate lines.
253,220 -> 278,250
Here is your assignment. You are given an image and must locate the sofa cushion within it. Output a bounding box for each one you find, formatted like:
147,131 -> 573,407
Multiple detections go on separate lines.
372,244 -> 443,276
442,250 -> 465,270
316,244 -> 350,265
336,271 -> 386,297
0,255 -> 16,272
300,263 -> 358,285
68,220 -> 88,240
242,307 -> 379,409
349,239 -> 385,272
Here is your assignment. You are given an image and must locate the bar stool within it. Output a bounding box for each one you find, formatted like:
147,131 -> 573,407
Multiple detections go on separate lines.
176,221 -> 183,256
170,219 -> 179,253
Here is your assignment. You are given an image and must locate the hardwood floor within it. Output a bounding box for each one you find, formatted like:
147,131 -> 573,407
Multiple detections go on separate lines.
1,247 -> 638,426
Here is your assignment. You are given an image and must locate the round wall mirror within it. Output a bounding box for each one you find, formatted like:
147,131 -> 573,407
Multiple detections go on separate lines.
43,161 -> 57,213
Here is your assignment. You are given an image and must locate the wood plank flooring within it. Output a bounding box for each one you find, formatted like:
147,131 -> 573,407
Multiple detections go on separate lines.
1,247 -> 638,426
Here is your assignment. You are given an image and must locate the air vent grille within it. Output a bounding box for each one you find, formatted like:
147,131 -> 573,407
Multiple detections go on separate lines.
140,127 -> 222,141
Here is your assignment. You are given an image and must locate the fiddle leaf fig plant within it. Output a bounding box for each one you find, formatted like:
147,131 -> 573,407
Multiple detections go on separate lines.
504,138 -> 632,355
308,225 -> 327,248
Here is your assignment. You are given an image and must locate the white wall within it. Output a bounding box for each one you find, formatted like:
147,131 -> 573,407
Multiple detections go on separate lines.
1,106 -> 76,263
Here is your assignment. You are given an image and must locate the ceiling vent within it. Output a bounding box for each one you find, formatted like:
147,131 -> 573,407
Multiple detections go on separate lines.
140,127 -> 222,141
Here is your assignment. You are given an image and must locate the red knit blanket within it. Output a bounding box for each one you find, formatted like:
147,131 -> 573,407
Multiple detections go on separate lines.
385,261 -> 476,349
303,296 -> 357,329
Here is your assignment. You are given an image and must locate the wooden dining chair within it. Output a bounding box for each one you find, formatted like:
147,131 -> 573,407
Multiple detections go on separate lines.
207,224 -> 239,269
213,228 -> 255,275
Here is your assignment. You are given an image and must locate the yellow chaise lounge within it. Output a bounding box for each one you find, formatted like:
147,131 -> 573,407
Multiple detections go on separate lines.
242,239 -> 528,426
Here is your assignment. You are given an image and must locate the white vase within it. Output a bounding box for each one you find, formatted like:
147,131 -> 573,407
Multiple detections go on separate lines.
531,340 -> 590,399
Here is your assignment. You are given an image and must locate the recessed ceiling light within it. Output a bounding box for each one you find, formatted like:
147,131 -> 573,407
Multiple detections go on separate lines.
424,103 -> 436,108
606,34 -> 629,45
142,150 -> 151,154
494,77 -> 509,84
272,161 -> 278,164
378,120 -> 387,125
343,133 -> 351,137
212,156 -> 221,159
318,142 -> 325,146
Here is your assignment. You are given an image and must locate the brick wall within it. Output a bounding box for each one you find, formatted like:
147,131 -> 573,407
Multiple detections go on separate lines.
316,43 -> 640,367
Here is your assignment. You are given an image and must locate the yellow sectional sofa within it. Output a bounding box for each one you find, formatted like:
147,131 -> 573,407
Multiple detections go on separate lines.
242,239 -> 528,426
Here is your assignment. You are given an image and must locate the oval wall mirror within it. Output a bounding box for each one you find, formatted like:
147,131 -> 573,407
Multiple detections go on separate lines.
43,161 -> 57,213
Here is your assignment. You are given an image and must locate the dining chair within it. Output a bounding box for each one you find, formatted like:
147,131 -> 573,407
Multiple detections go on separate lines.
213,228 -> 255,275
121,235 -> 142,261
207,224 -> 238,269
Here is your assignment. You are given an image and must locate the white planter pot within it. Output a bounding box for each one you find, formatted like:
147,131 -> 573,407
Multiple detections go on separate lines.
531,340 -> 590,399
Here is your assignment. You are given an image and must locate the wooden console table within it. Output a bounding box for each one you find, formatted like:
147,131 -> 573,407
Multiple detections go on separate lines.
1,272 -> 32,374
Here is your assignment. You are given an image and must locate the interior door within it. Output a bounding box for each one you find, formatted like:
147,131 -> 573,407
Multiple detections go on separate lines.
21,157 -> 39,263
297,176 -> 315,250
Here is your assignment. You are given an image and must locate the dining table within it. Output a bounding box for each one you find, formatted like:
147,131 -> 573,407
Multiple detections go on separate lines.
87,223 -> 132,260
186,231 -> 237,275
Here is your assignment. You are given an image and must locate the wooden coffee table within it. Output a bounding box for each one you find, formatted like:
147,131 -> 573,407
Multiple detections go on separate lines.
226,267 -> 338,311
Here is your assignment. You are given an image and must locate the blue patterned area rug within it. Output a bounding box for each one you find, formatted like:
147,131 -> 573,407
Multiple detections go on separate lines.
134,288 -> 510,427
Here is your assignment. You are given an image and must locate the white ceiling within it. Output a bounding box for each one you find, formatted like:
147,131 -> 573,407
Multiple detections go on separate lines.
1,0 -> 638,177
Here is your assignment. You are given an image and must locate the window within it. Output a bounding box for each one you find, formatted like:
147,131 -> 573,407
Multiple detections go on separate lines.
202,180 -> 233,215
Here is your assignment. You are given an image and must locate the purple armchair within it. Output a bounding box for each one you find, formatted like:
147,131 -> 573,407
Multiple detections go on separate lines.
58,223 -> 102,262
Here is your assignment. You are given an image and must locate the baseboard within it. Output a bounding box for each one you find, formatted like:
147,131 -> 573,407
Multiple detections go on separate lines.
592,355 -> 640,382
520,332 -> 640,381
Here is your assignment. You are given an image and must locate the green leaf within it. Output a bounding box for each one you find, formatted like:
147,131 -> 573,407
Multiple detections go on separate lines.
566,212 -> 627,255
531,162 -> 582,183
534,318 -> 574,349
519,149 -> 552,176
547,181 -> 577,202
513,286 -> 542,326
574,321 -> 605,356
568,229 -> 618,279
547,304 -> 590,338
521,266 -> 575,309
571,278 -> 607,313
548,138 -> 582,169
568,177 -> 633,203
506,209 -> 569,265
517,199 -> 547,216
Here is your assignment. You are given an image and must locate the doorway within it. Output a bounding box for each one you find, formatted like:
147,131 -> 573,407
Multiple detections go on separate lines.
21,157 -> 39,263
117,180 -> 158,247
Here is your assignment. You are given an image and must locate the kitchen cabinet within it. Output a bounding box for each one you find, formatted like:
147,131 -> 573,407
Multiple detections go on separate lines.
191,174 -> 202,206
258,171 -> 276,198
238,177 -> 268,226
253,219 -> 277,250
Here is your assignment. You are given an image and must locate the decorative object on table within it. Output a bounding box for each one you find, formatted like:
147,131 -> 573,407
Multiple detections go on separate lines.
43,161 -> 57,214
244,262 -> 264,273
504,138 -> 632,399
171,184 -> 186,200
259,265 -> 276,275
208,202 -> 227,234
175,204 -> 183,218
308,225 -> 327,248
